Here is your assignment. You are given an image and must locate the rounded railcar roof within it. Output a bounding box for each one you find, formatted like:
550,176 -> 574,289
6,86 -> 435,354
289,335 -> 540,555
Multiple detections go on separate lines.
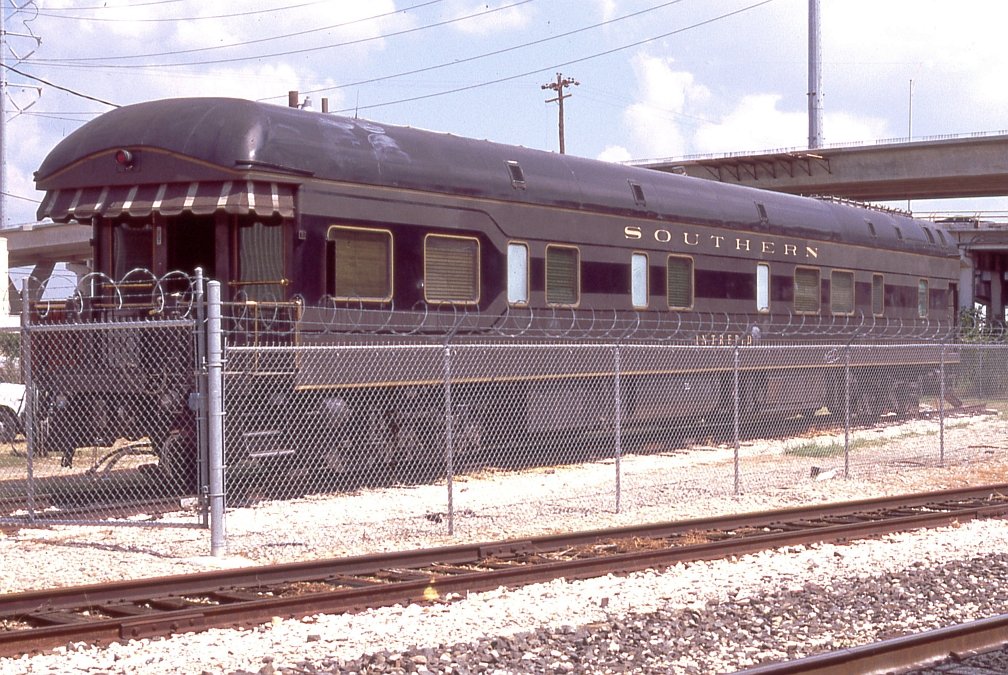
35,97 -> 956,257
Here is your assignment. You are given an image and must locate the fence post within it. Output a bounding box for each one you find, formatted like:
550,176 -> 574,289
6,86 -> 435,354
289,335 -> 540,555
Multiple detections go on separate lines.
19,282 -> 34,521
442,341 -> 454,536
193,268 -> 209,526
844,345 -> 851,479
614,344 -> 622,513
733,343 -> 740,496
206,281 -> 227,555
939,342 -> 946,465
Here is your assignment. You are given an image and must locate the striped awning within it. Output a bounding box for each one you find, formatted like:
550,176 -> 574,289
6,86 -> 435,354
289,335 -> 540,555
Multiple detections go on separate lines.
37,180 -> 296,222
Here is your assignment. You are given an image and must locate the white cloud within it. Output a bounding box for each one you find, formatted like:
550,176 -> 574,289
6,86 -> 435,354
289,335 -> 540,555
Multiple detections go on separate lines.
597,145 -> 633,163
594,0 -> 619,22
619,53 -> 710,158
693,94 -> 803,154
445,1 -> 533,36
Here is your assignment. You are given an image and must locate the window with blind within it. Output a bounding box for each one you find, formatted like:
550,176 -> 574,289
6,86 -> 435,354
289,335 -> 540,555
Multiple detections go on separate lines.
113,221 -> 154,280
794,266 -> 820,314
424,234 -> 480,304
830,270 -> 854,315
545,245 -> 579,306
328,226 -> 392,301
666,255 -> 693,310
238,220 -> 285,302
918,279 -> 929,318
871,273 -> 884,316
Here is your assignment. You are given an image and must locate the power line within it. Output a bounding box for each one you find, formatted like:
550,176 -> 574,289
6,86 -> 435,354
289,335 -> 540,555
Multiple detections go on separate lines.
34,0 -> 442,63
34,0 -> 528,69
276,0 -> 687,101
2,64 -> 119,107
37,0 -> 189,9
334,0 -> 777,115
34,0 -> 337,23
1,191 -> 40,204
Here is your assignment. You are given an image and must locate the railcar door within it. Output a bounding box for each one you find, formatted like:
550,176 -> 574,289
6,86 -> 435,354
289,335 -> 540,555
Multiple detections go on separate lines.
229,217 -> 297,343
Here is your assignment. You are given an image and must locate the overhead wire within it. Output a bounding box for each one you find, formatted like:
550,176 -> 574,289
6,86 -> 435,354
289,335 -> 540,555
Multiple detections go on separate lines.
38,0 -> 441,62
34,0 -> 531,69
2,64 -> 119,107
34,0 -> 443,62
331,0 -> 777,114
33,0 -> 340,23
283,0 -> 686,101
37,0 -> 190,9
1,191 -> 41,204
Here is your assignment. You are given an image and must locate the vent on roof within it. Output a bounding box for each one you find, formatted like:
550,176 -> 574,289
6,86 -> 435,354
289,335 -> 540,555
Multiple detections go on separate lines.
865,219 -> 877,237
505,160 -> 526,190
628,180 -> 646,207
755,202 -> 768,225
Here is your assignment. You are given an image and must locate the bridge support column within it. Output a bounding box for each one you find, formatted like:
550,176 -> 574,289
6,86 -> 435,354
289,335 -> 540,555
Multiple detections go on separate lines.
993,259 -> 1006,326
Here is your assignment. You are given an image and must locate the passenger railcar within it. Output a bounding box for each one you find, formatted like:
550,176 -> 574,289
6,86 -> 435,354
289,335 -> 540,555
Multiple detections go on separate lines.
32,98 -> 961,477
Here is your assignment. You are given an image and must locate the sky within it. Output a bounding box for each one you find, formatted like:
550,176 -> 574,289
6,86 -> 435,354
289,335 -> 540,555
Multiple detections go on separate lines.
3,0 -> 1008,228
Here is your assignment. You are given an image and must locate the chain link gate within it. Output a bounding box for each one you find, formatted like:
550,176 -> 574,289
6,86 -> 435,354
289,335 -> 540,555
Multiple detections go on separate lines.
0,276 -> 207,530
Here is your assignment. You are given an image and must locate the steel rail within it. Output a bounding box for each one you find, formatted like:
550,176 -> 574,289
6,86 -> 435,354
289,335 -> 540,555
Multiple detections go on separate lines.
1,484 -> 1007,657
736,614 -> 1008,674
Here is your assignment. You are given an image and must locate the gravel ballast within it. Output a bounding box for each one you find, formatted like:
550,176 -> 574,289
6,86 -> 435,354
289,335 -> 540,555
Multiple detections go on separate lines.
1,412 -> 1006,673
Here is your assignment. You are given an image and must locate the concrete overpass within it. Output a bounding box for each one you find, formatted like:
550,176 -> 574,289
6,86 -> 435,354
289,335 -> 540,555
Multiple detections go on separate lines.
637,133 -> 1008,322
0,221 -> 91,326
635,132 -> 1008,201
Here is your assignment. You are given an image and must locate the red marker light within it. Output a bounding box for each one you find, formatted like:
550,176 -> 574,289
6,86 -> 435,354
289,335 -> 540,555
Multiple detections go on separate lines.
114,149 -> 134,168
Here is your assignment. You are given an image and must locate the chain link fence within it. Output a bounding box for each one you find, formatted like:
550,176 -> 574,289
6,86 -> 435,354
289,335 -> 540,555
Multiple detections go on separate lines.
2,272 -> 1008,553
0,276 -> 204,529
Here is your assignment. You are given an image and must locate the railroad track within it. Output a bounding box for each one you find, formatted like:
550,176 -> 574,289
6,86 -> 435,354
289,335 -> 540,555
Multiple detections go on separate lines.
2,484 -> 1007,658
739,613 -> 1008,674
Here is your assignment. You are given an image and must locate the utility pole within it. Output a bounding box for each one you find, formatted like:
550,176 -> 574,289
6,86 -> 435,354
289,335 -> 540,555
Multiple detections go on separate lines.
807,0 -> 823,149
1,2 -> 7,230
541,72 -> 578,154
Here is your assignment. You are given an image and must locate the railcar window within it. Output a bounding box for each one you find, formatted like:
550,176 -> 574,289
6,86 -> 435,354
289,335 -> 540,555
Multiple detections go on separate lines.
328,226 -> 393,302
937,230 -> 948,246
113,221 -> 153,279
918,279 -> 929,318
629,181 -> 646,207
631,252 -> 648,309
756,263 -> 770,312
424,235 -> 480,304
545,245 -> 580,306
667,255 -> 693,310
794,266 -> 820,314
923,227 -> 935,245
507,242 -> 529,305
830,270 -> 854,315
872,273 -> 884,316
238,221 -> 285,302
505,161 -> 526,190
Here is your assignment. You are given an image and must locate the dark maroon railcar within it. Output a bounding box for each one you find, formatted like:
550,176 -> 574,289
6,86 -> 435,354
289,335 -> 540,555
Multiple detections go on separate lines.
31,98 -> 962,476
